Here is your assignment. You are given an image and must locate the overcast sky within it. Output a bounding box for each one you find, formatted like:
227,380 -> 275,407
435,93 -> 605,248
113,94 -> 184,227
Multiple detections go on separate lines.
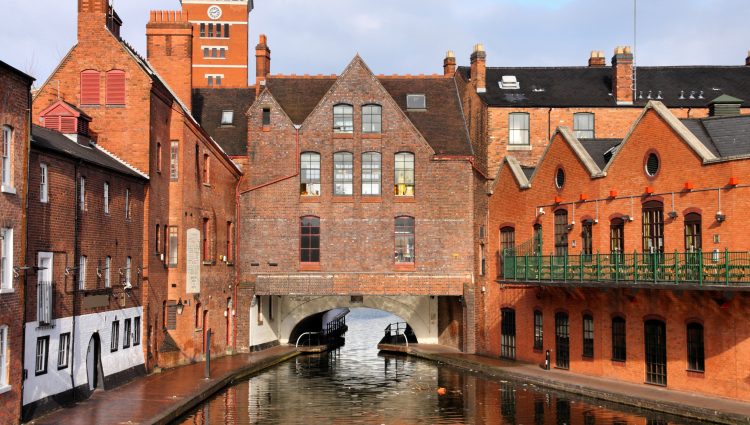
3,0 -> 750,85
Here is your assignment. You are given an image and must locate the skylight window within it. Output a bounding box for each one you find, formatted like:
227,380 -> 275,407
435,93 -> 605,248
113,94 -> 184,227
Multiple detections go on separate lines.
500,75 -> 520,90
221,110 -> 234,126
406,94 -> 426,110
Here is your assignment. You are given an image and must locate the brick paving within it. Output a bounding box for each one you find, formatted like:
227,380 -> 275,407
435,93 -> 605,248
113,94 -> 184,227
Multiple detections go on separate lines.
28,345 -> 298,425
407,344 -> 750,425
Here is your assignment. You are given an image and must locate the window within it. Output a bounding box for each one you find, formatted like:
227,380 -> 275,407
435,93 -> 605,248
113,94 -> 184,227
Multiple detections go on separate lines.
106,70 -> 126,106
78,255 -> 87,290
221,110 -> 234,126
170,141 -> 179,181
219,49 -> 226,59
533,310 -> 543,350
200,23 -> 205,37
168,226 -> 178,267
0,327 -> 6,387
211,48 -> 217,58
394,152 -> 415,196
224,24 -> 230,38
156,224 -> 161,254
195,303 -> 202,328
500,227 -> 515,255
262,108 -> 271,126
554,210 -> 568,257
208,23 -> 214,37
582,221 -> 593,261
35,336 -> 49,375
573,113 -> 595,139
687,323 -> 704,372
555,313 -> 570,369
79,176 -> 86,211
645,153 -> 660,177
156,142 -> 162,173
203,48 -> 209,58
406,94 -> 426,110
610,218 -> 625,255
361,152 -> 381,195
125,188 -> 130,219
80,70 -> 100,105
125,256 -> 132,286
208,76 -> 214,87
533,224 -> 543,255
216,23 -> 223,37
501,308 -> 516,359
133,316 -> 141,346
40,163 -> 49,203
104,255 -> 112,288
123,318 -> 131,349
202,218 -> 211,262
333,152 -> 353,195
555,168 -> 565,189
395,216 -> 415,264
111,321 -> 120,352
645,320 -> 667,386
300,217 -> 320,264
509,113 -> 530,145
612,316 -> 627,361
583,314 -> 594,358
642,201 -> 664,253
202,154 -> 210,184
1,126 -> 11,189
362,104 -> 382,133
1,228 -> 13,291
300,152 -> 321,196
166,301 -> 177,330
226,221 -> 234,263
58,333 -> 71,369
333,104 -> 353,133
684,213 -> 702,252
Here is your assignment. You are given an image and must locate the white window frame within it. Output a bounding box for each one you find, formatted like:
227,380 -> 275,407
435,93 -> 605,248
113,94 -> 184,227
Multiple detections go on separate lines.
0,325 -> 8,391
2,126 -> 12,192
35,336 -> 49,375
221,110 -> 234,126
79,176 -> 86,211
1,228 -> 13,292
509,113 -> 530,145
40,163 -> 49,203
58,333 -> 71,369
123,318 -> 131,348
125,256 -> 132,286
573,112 -> 595,139
103,182 -> 109,214
111,321 -> 119,352
78,255 -> 87,290
125,189 -> 130,219
133,316 -> 141,346
104,256 -> 111,288
37,252 -> 53,324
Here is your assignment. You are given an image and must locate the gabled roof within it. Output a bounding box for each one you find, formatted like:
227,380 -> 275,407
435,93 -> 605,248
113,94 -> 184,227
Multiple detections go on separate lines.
681,114 -> 750,159
0,60 -> 35,84
38,99 -> 92,121
192,88 -> 256,156
527,127 -> 604,184
266,77 -> 337,125
32,125 -> 148,180
489,156 -> 531,194
459,66 -> 750,108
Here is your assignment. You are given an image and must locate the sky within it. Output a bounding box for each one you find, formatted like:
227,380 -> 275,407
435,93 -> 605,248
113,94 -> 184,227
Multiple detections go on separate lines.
3,0 -> 750,86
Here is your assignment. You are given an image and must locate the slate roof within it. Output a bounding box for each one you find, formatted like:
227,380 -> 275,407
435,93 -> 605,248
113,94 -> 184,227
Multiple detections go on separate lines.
192,88 -> 256,156
681,115 -> 750,158
266,77 -> 336,125
32,125 -> 148,180
579,139 -> 622,170
459,66 -> 750,108
521,166 -> 535,180
0,60 -> 35,84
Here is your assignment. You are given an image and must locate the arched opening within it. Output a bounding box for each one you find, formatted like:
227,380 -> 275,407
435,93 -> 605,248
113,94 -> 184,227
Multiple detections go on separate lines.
86,333 -> 104,392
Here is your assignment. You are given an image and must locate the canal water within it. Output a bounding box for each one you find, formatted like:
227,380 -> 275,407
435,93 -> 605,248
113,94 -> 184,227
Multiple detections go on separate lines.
177,308 -> 696,425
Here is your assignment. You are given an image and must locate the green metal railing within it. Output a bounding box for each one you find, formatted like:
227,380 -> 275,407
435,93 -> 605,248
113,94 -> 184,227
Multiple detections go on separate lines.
500,249 -> 750,286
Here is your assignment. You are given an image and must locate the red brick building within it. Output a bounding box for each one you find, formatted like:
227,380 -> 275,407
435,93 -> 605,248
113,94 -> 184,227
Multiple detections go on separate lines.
31,0 -> 242,381
23,121 -> 148,420
485,98 -> 750,401
0,60 -> 34,425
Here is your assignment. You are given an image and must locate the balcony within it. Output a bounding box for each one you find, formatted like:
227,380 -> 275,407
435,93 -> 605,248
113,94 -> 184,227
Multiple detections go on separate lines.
37,281 -> 54,325
499,250 -> 750,289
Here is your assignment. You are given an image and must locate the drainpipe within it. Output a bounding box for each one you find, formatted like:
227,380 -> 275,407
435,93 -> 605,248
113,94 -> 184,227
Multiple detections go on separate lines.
19,85 -> 32,419
547,108 -> 552,140
70,160 -> 82,399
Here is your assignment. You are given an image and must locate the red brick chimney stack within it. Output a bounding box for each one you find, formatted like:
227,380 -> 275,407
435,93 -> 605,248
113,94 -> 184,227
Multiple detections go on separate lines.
443,51 -> 457,76
588,51 -> 606,67
612,46 -> 634,105
470,44 -> 486,93
255,34 -> 271,95
146,10 -> 193,108
78,0 -> 110,41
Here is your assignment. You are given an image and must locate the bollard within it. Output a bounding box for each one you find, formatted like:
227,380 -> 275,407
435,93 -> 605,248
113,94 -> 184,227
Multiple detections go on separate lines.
205,329 -> 212,379
545,350 -> 550,370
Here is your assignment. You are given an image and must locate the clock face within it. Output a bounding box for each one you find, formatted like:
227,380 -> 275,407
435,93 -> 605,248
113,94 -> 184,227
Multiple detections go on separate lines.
207,5 -> 223,20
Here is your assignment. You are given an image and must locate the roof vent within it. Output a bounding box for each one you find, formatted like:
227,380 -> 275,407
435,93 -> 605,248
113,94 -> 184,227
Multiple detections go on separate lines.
708,94 -> 744,117
499,75 -> 520,90
406,94 -> 426,110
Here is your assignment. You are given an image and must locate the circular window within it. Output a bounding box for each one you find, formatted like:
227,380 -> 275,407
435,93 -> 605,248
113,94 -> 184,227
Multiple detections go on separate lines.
645,153 -> 660,177
555,168 -> 565,189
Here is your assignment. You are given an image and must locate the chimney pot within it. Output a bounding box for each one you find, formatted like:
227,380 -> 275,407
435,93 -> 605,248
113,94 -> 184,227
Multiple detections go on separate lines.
588,50 -> 606,67
443,50 -> 457,76
255,34 -> 271,95
612,45 -> 634,104
470,43 -> 487,92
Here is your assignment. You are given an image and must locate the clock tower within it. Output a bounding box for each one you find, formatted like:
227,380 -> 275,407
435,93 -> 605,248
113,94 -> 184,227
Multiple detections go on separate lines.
180,0 -> 253,88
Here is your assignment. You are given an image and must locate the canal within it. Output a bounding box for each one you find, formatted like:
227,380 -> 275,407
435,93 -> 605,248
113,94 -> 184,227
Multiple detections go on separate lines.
177,308 -> 697,425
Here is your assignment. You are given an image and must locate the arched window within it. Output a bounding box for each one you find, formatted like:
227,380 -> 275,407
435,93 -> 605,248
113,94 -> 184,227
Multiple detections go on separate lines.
395,216 -> 415,264
300,217 -> 320,264
333,152 -> 353,195
501,308 -> 516,359
642,201 -> 664,253
362,104 -> 382,133
300,152 -> 321,196
644,319 -> 667,385
361,152 -> 381,195
684,213 -> 702,252
80,70 -> 100,105
686,322 -> 704,372
500,227 -> 515,255
555,312 -> 570,369
582,314 -> 594,358
581,220 -> 593,261
611,316 -> 626,362
333,104 -> 353,133
554,210 -> 568,257
106,70 -> 126,106
394,152 -> 415,196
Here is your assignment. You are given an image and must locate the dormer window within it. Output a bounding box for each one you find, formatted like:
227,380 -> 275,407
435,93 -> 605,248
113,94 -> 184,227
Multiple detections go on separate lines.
221,110 -> 234,126
406,94 -> 426,111
500,75 -> 520,90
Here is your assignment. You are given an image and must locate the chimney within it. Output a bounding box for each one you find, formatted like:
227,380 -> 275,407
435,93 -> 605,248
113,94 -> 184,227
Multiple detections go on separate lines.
612,46 -> 634,105
78,0 -> 112,41
470,44 -> 486,93
746,50 -> 750,66
255,34 -> 271,95
443,51 -> 456,76
146,10 -> 193,107
708,95 -> 743,117
588,51 -> 606,67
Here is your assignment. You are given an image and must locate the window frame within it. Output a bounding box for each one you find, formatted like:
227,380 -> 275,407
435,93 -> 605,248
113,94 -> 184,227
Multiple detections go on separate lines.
610,218 -> 625,255
300,216 -> 321,265
611,316 -> 627,362
642,201 -> 664,253
333,104 -> 354,133
202,218 -> 211,262
170,141 -> 179,181
533,310 -> 543,351
509,112 -> 530,145
554,210 -> 569,257
394,152 -> 415,197
0,326 -> 7,387
103,182 -> 109,214
583,314 -> 594,358
300,152 -> 321,196
123,318 -> 131,349
1,126 -> 10,188
40,163 -> 49,203
394,216 -> 416,265
686,322 -> 705,372
500,227 -> 515,255
168,226 -> 178,267
111,321 -> 120,352
573,112 -> 595,139
221,110 -> 234,126
581,220 -> 593,261
133,316 -> 141,346
361,152 -> 381,196
104,255 -> 111,288
333,152 -> 354,196
262,108 -> 271,126
125,188 -> 130,220
78,255 -> 87,290
362,104 -> 382,134
35,336 -> 50,376
125,256 -> 132,286
79,176 -> 86,211
500,308 -> 516,360
57,332 -> 71,370
684,213 -> 702,252
1,228 -> 13,291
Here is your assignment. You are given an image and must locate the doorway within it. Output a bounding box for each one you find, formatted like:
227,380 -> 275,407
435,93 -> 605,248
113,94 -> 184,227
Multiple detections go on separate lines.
555,312 -> 570,369
86,333 -> 104,391
644,319 -> 667,385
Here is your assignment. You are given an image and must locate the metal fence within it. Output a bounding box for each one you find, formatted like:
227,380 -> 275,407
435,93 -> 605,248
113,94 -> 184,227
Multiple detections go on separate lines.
500,250 -> 750,286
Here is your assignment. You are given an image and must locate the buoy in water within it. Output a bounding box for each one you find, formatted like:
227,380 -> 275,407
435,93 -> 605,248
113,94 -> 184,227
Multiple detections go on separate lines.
437,387 -> 447,396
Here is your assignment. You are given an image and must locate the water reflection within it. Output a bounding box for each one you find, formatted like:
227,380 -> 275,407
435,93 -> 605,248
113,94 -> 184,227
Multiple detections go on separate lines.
177,308 -> 696,425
